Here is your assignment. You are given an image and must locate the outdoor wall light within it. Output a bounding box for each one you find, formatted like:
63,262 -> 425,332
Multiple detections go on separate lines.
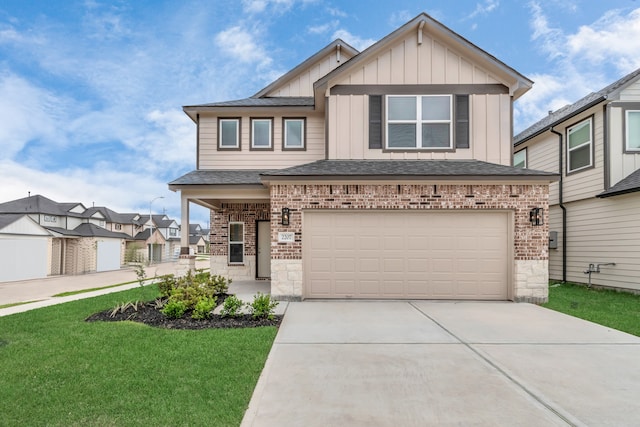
529,207 -> 544,226
281,207 -> 290,226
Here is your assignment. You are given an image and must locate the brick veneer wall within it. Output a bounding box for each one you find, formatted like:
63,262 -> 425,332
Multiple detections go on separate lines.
269,183 -> 549,260
210,203 -> 271,257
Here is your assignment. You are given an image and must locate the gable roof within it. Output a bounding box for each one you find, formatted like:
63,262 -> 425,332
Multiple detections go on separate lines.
0,194 -> 86,217
83,207 -> 142,224
185,97 -> 314,109
598,168 -> 640,198
515,67 -> 640,145
253,39 -> 358,98
0,213 -> 51,236
261,160 -> 558,181
314,13 -> 532,101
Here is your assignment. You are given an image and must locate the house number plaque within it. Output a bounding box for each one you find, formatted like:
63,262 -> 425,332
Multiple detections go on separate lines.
278,232 -> 295,243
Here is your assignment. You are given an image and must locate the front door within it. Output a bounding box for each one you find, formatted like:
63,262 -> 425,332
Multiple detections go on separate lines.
257,221 -> 271,278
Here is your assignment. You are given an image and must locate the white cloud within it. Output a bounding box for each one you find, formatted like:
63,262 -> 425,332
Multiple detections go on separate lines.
528,1 -> 566,60
326,7 -> 347,18
467,0 -> 500,20
214,25 -> 273,69
389,10 -> 413,28
331,29 -> 376,52
307,21 -> 338,35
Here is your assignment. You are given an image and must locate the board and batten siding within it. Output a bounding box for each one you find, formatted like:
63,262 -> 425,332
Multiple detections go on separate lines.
326,93 -> 512,164
265,51 -> 356,97
608,81 -> 640,187
333,31 -> 501,86
198,112 -> 325,169
548,195 -> 640,292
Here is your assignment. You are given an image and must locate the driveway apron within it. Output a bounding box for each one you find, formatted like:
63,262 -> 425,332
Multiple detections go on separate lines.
241,301 -> 640,427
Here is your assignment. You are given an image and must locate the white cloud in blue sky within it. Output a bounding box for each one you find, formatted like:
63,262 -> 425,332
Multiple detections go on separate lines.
0,0 -> 639,226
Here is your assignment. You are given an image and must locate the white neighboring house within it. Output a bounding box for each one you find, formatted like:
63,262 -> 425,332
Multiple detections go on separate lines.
0,214 -> 52,282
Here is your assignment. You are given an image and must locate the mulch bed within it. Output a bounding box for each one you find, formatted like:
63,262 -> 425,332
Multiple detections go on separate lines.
86,298 -> 282,330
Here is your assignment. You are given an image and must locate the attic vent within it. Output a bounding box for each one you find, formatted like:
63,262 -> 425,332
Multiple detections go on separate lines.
418,20 -> 426,45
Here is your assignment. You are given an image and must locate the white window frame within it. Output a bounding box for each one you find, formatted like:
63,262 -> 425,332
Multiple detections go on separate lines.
567,117 -> 593,173
228,222 -> 244,264
514,148 -> 527,168
626,110 -> 640,152
219,118 -> 240,149
283,118 -> 305,150
386,95 -> 453,149
251,118 -> 273,149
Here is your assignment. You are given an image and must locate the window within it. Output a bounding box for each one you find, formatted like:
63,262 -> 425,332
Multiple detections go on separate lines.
283,118 -> 305,150
228,222 -> 244,264
218,118 -> 241,149
386,95 -> 452,149
169,228 -> 177,237
115,224 -> 122,230
567,118 -> 593,173
44,215 -> 57,223
626,110 -> 640,151
514,149 -> 527,168
251,118 -> 273,149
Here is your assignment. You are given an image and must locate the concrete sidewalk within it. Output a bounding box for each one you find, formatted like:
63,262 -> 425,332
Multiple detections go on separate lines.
242,301 -> 640,427
0,260 -> 209,316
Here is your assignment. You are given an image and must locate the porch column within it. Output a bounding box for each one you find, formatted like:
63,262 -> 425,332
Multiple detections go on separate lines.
180,195 -> 190,255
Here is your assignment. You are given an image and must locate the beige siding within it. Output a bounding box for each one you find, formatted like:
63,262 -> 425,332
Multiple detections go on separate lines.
334,31 -> 500,86
619,79 -> 640,101
327,93 -> 511,164
523,134 -> 560,205
608,106 -> 640,186
198,112 -> 325,169
266,50 -> 356,97
548,195 -> 640,292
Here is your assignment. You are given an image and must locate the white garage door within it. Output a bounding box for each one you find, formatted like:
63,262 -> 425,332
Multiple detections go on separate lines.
0,237 -> 48,282
304,210 -> 509,300
97,240 -> 121,272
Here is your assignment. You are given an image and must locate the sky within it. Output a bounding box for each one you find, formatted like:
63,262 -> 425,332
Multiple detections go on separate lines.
1,0 -> 640,227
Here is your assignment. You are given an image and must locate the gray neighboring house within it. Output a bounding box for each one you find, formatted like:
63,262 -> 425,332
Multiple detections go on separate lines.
514,67 -> 640,292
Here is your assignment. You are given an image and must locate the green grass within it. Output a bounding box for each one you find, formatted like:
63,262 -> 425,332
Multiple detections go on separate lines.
543,282 -> 640,337
0,300 -> 42,309
0,286 -> 278,426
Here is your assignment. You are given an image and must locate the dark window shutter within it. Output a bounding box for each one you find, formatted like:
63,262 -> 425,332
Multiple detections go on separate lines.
455,94 -> 469,149
369,95 -> 383,149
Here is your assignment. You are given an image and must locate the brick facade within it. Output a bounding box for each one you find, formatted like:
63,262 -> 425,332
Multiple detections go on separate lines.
211,184 -> 550,302
270,183 -> 549,261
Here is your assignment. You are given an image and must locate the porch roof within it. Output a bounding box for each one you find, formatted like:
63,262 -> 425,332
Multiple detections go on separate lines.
598,168 -> 640,198
169,170 -> 273,187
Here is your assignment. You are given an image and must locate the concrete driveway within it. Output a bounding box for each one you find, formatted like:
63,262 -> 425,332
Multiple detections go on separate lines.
242,301 -> 640,427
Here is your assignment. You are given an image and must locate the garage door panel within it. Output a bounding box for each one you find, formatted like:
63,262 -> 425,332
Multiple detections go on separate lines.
304,211 -> 508,300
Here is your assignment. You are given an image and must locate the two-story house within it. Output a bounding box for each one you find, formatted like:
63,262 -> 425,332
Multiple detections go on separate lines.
170,13 -> 557,302
514,68 -> 640,292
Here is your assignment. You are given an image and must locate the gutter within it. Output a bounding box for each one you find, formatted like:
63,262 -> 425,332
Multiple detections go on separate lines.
550,127 -> 567,283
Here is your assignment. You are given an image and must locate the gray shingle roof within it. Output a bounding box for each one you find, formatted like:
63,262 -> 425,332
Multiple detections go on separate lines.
169,170 -> 274,186
184,97 -> 314,108
0,195 -> 85,217
0,214 -> 27,230
261,160 -> 558,179
515,67 -> 640,145
598,168 -> 640,198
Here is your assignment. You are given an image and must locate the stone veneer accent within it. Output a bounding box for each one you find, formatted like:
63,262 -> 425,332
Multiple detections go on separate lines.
210,203 -> 270,279
269,183 -> 550,301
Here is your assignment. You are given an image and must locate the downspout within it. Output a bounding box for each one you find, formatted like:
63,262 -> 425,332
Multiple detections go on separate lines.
550,127 -> 567,282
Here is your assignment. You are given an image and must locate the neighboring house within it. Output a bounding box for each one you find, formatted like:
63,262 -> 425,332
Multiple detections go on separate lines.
189,235 -> 207,255
514,68 -> 640,292
0,194 -> 181,281
170,13 -> 557,302
0,214 -> 52,282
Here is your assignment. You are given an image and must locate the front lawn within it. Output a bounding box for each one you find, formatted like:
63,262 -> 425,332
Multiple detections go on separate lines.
543,282 -> 640,337
0,286 -> 277,426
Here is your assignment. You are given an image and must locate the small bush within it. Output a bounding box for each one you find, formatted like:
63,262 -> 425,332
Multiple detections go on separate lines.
220,295 -> 244,317
157,274 -> 177,297
192,296 -> 217,320
162,300 -> 188,319
248,293 -> 278,320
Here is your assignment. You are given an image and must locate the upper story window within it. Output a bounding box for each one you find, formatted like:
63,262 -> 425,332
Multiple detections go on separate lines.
283,118 -> 306,150
169,228 -> 178,237
514,149 -> 527,168
386,95 -> 452,149
44,215 -> 57,223
218,118 -> 241,150
251,118 -> 273,150
626,110 -> 640,152
115,224 -> 122,230
567,117 -> 593,173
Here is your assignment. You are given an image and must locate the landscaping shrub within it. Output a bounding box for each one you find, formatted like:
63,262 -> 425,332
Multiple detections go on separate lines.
248,293 -> 278,320
162,300 -> 188,319
220,295 -> 244,317
192,296 -> 217,320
